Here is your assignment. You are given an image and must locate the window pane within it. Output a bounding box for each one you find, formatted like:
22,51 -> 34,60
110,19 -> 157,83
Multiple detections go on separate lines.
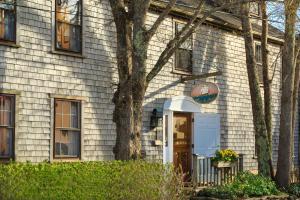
62,101 -> 70,128
56,22 -> 70,50
257,64 -> 263,83
0,0 -> 15,41
69,25 -> 81,52
56,0 -> 82,52
56,0 -> 81,25
0,95 -> 12,126
176,49 -> 192,72
255,44 -> 262,63
71,102 -> 79,128
55,130 -> 80,157
0,128 -> 12,157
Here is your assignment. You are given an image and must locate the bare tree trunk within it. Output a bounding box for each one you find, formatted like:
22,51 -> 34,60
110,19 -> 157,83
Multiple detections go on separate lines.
109,0 -> 273,161
276,0 -> 299,188
110,0 -> 134,160
240,2 -> 272,177
261,0 -> 274,179
131,0 -> 151,159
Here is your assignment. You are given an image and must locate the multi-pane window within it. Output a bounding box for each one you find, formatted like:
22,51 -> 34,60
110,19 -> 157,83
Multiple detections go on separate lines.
54,99 -> 81,158
0,0 -> 16,42
255,43 -> 263,83
175,22 -> 193,73
0,95 -> 14,160
55,0 -> 82,53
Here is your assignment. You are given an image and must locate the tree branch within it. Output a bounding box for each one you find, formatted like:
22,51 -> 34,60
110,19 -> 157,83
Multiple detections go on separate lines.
109,0 -> 128,20
145,0 -> 177,42
146,0 -> 268,83
180,71 -> 222,83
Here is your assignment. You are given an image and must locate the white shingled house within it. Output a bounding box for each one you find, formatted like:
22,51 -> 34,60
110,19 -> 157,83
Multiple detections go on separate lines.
0,0 -> 294,177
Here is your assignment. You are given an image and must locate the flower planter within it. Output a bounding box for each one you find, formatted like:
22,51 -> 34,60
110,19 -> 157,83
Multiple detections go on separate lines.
212,161 -> 235,168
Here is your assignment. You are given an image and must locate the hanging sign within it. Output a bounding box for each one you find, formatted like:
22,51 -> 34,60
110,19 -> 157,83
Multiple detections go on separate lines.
191,82 -> 219,104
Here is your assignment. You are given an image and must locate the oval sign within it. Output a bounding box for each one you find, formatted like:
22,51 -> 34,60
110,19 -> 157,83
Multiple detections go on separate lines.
191,82 -> 219,104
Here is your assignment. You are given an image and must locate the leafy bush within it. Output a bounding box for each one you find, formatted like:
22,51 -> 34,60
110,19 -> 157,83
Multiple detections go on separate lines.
286,183 -> 300,197
0,161 -> 185,200
211,149 -> 238,163
198,172 -> 280,199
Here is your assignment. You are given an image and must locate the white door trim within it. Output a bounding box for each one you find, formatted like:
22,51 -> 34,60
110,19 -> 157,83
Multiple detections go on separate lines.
163,96 -> 201,164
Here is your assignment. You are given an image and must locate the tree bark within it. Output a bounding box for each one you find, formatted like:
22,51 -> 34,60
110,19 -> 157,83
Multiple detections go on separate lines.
276,0 -> 299,188
109,0 -> 134,160
109,0 -> 274,161
240,2 -> 272,177
131,0 -> 151,159
261,0 -> 274,179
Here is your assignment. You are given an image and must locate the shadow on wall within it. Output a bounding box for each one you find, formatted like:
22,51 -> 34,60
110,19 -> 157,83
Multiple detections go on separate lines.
0,0 -> 118,162
142,22 -> 260,170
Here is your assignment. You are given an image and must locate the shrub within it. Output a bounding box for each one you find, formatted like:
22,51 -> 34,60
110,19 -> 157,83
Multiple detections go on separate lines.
286,183 -> 300,197
211,149 -> 238,163
0,161 -> 185,200
198,172 -> 280,199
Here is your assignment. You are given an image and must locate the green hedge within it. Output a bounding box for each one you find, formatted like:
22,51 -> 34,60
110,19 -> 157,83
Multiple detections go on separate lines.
0,161 -> 184,200
197,172 -> 280,199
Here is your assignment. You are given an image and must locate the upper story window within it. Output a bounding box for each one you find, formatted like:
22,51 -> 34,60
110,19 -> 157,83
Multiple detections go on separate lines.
0,94 -> 15,160
54,99 -> 81,159
0,0 -> 16,43
255,43 -> 263,83
55,0 -> 82,53
250,2 -> 261,16
174,22 -> 193,73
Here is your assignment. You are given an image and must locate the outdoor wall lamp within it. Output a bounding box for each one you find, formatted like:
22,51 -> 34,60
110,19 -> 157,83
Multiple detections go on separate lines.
150,108 -> 163,129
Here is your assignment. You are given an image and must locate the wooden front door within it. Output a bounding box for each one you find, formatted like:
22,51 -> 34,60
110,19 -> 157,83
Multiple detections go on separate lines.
173,112 -> 192,180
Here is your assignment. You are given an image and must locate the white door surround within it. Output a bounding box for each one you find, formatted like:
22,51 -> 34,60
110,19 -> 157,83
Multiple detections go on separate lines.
162,96 -> 220,164
163,96 -> 201,164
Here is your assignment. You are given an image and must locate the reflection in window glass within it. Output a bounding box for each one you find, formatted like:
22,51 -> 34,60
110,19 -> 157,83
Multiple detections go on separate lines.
0,94 -> 14,159
0,0 -> 16,42
56,0 -> 82,53
54,99 -> 81,158
175,22 -> 193,73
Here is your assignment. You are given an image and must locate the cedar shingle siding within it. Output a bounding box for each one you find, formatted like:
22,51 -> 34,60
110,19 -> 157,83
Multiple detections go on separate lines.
0,0 -> 294,172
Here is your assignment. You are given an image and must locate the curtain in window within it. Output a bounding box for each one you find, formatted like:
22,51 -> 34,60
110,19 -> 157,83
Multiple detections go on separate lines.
0,95 -> 14,158
0,128 -> 12,157
56,0 -> 82,53
54,100 -> 80,157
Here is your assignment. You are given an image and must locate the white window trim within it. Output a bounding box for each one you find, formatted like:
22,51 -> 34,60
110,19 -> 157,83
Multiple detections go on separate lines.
50,0 -> 86,58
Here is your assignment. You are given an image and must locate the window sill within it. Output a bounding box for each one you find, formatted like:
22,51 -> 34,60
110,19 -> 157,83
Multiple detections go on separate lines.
0,41 -> 21,48
50,50 -> 86,58
52,157 -> 81,162
0,158 -> 14,163
172,69 -> 193,76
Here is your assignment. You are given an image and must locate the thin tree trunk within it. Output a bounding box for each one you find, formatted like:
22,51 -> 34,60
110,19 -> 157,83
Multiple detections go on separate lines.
292,45 -> 300,170
276,0 -> 299,188
261,0 -> 274,179
240,2 -> 272,177
292,62 -> 300,172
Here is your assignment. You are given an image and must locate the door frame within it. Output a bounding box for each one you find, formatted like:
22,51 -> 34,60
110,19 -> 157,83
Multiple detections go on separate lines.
163,96 -> 201,164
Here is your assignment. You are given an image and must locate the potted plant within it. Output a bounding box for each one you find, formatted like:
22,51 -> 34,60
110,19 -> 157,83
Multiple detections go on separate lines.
211,149 -> 238,168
